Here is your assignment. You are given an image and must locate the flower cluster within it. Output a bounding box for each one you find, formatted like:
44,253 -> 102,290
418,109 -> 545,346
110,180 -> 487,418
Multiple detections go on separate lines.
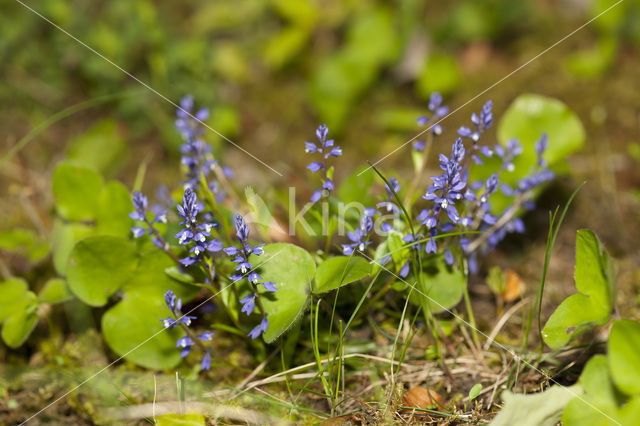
175,95 -> 233,199
160,290 -> 214,371
129,191 -> 168,250
414,92 -> 449,151
305,124 -> 342,202
175,188 -> 222,267
390,99 -> 555,274
224,214 -> 276,339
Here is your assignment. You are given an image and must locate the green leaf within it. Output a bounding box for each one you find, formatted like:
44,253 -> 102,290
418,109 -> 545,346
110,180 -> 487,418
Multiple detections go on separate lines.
543,230 -> 614,349
66,120 -> 127,175
469,383 -> 483,401
155,413 -> 206,426
0,278 -> 39,347
409,264 -> 465,314
416,54 -> 461,97
337,166 -> 376,206
38,278 -> 73,304
249,243 -> 315,343
313,256 -> 371,294
0,278 -> 32,320
563,355 -> 621,425
491,385 -> 582,426
498,94 -> 585,178
95,181 -> 133,237
0,228 -> 50,263
101,295 -> 186,370
2,307 -> 39,349
608,319 -> 640,396
101,249 -> 198,370
50,220 -> 94,275
52,163 -> 104,221
67,236 -> 138,306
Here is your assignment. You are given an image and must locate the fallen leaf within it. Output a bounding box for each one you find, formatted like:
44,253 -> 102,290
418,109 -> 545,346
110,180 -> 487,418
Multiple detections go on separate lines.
402,387 -> 443,409
502,269 -> 524,303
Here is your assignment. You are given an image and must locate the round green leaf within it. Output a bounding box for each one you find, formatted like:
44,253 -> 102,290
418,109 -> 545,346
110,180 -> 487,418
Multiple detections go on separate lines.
96,181 -> 134,237
102,295 -> 185,370
608,319 -> 640,396
50,220 -> 94,275
497,94 -> 585,179
67,236 -> 138,306
250,243 -> 315,343
38,278 -> 73,304
52,163 -> 104,221
409,264 -> 465,314
469,383 -> 483,401
313,256 -> 371,294
1,292 -> 38,348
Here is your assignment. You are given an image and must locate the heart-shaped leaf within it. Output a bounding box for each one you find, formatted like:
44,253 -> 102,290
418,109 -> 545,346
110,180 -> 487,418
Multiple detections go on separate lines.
608,319 -> 640,396
313,256 -> 371,294
67,236 -> 198,369
543,229 -> 614,349
250,243 -> 315,343
67,236 -> 138,307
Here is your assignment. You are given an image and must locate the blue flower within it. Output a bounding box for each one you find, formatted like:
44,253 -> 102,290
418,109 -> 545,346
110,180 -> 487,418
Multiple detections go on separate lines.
224,214 -> 276,336
304,124 -> 342,202
341,215 -> 374,255
176,336 -> 194,358
129,191 -> 168,248
248,316 -> 269,339
377,177 -> 401,214
494,138 -> 523,172
201,352 -> 212,370
174,188 -> 221,266
457,100 -> 493,143
416,92 -> 450,137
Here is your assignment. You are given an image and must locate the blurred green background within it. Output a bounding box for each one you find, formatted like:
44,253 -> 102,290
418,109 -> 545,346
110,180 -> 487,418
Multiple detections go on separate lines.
1,0 -> 640,236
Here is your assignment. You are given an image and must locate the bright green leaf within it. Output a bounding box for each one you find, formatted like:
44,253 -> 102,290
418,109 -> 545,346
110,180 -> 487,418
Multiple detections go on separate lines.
608,319 -> 640,396
563,355 -> 622,425
2,307 -> 39,349
50,220 -> 94,275
416,54 -> 461,97
469,383 -> 483,401
0,228 -> 50,263
96,181 -> 133,237
249,243 -> 315,343
409,264 -> 465,314
313,256 -> 371,294
101,295 -> 186,370
543,230 -> 614,349
52,163 -> 104,221
67,236 -> 138,306
0,278 -> 32,320
38,278 -> 73,304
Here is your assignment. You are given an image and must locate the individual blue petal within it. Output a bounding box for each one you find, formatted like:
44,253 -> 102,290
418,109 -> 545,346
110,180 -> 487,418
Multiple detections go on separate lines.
444,249 -> 454,266
207,239 -> 223,252
304,141 -> 318,153
223,246 -> 240,256
201,352 -> 212,370
310,189 -> 322,203
399,262 -> 410,278
240,294 -> 255,315
261,281 -> 277,292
